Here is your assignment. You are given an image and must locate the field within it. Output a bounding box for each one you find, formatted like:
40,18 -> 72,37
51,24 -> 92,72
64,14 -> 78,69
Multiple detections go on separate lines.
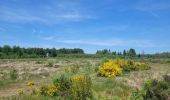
0,57 -> 169,100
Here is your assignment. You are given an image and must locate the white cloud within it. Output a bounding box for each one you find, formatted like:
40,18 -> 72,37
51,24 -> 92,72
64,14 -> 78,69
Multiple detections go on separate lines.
57,39 -> 156,48
0,1 -> 94,24
40,35 -> 156,48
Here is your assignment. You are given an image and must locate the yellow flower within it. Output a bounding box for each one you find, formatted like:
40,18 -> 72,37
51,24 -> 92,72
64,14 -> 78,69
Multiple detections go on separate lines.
47,84 -> 59,96
26,81 -> 35,87
98,60 -> 122,77
71,75 -> 85,81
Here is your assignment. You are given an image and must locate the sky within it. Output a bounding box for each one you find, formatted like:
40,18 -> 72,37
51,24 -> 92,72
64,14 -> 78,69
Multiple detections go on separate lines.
0,0 -> 170,54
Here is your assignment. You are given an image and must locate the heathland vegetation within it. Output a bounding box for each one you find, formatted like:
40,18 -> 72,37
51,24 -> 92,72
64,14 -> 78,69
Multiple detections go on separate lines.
0,45 -> 169,100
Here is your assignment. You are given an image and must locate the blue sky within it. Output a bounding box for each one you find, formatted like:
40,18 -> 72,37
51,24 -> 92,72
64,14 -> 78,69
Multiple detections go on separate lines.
0,0 -> 170,54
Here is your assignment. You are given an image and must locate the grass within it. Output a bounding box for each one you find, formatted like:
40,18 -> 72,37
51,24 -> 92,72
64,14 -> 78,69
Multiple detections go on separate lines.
92,78 -> 132,100
0,58 -> 170,99
1,95 -> 64,100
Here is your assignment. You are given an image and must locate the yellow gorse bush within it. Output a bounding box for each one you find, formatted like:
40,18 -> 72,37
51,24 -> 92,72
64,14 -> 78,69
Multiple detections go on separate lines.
21,74 -> 93,99
98,60 -> 122,77
47,84 -> 60,96
39,83 -> 60,97
98,59 -> 150,77
70,74 -> 92,100
111,58 -> 150,71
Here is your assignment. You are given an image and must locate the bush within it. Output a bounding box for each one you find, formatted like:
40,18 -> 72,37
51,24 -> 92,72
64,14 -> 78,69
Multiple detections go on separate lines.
114,59 -> 150,71
70,74 -> 92,100
52,74 -> 93,99
143,79 -> 170,100
98,59 -> 150,77
130,75 -> 170,100
39,84 -> 60,97
39,85 -> 48,96
98,60 -> 122,77
47,60 -> 54,67
21,66 -> 93,99
52,74 -> 71,94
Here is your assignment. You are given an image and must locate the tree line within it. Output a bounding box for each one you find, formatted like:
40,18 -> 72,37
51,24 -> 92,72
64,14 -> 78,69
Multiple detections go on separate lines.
96,48 -> 137,57
0,45 -> 169,59
0,45 -> 84,58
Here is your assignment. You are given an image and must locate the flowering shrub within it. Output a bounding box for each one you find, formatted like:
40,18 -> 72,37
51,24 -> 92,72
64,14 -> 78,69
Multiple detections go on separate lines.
38,74 -> 93,99
135,62 -> 150,70
53,74 -> 71,93
39,85 -> 48,96
70,74 -> 92,100
98,59 -> 150,77
112,59 -> 150,71
98,60 -> 122,77
39,83 -> 60,97
47,84 -> 60,96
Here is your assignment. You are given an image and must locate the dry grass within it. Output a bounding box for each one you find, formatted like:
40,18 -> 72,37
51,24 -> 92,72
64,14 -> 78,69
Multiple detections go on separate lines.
0,58 -> 169,99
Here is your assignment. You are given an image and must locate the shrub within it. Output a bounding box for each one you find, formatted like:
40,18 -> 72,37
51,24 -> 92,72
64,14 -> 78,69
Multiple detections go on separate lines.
98,59 -> 150,77
134,62 -> 150,70
39,85 -> 48,96
143,79 -> 170,100
98,60 -> 122,77
47,60 -> 54,67
164,75 -> 170,83
101,57 -> 109,64
113,59 -> 131,72
47,84 -> 60,96
52,74 -> 71,94
52,74 -> 93,99
39,83 -> 60,97
25,72 -> 93,99
70,74 -> 92,100
130,75 -> 170,100
114,59 -> 150,71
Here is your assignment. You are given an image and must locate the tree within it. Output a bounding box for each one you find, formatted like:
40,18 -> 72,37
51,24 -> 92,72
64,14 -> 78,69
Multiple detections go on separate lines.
51,48 -> 57,57
128,48 -> 136,57
123,50 -> 126,58
112,51 -> 116,55
96,50 -> 101,54
0,45 -> 85,58
0,46 -> 2,52
3,45 -> 11,55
